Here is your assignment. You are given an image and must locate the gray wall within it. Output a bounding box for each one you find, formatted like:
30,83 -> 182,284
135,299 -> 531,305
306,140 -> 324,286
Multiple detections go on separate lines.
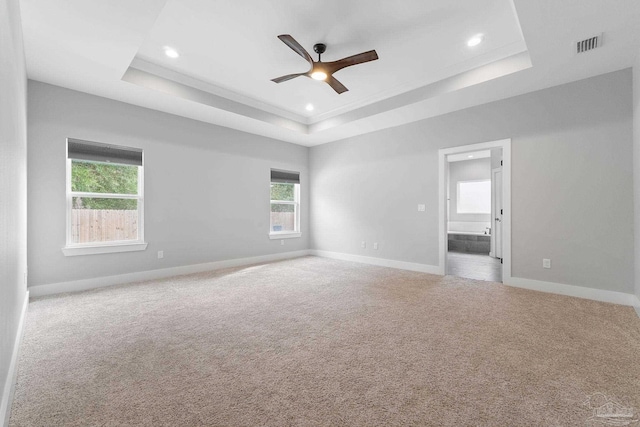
448,158 -> 491,223
310,69 -> 634,293
0,0 -> 28,420
634,54 -> 640,300
27,82 -> 309,287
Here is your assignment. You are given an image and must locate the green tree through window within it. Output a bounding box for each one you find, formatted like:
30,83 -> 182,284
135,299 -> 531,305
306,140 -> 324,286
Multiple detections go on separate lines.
270,183 -> 294,212
71,161 -> 138,209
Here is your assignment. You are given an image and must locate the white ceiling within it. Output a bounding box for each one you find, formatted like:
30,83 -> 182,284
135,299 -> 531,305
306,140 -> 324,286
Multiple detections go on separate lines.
134,0 -> 526,120
19,0 -> 640,146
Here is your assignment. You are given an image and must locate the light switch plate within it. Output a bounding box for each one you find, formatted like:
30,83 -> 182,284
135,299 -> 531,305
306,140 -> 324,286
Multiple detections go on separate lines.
543,259 -> 551,269
418,204 -> 426,212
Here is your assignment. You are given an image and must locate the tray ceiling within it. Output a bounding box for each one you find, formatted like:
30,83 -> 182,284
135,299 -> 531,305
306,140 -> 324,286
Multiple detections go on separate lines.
19,0 -> 640,145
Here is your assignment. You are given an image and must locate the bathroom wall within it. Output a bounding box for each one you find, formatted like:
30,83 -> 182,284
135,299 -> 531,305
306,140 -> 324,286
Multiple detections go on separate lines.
448,157 -> 492,233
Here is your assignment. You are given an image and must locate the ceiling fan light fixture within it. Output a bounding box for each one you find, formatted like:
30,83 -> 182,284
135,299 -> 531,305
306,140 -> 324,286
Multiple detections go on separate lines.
311,71 -> 328,81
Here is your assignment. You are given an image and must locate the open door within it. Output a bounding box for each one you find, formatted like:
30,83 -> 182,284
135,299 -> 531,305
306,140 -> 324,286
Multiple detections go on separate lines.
492,168 -> 503,260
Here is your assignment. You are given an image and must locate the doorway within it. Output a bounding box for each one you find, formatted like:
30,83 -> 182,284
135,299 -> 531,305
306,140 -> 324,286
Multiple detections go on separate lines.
438,139 -> 511,283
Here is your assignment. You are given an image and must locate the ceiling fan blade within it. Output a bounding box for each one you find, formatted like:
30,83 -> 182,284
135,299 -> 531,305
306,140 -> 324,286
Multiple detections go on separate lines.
326,75 -> 348,94
277,34 -> 313,66
271,73 -> 306,83
326,50 -> 378,74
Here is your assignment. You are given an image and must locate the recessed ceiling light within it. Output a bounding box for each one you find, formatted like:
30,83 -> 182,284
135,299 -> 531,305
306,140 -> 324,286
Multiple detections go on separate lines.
164,46 -> 179,58
305,104 -> 314,111
468,155 -> 474,158
467,34 -> 484,47
311,71 -> 327,81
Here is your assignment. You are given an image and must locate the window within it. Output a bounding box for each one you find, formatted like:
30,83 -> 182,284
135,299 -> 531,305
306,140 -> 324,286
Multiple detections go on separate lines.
457,179 -> 491,214
63,138 -> 147,256
270,169 -> 300,239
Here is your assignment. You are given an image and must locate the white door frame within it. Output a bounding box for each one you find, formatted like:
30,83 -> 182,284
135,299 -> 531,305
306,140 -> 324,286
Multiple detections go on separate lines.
438,139 -> 511,280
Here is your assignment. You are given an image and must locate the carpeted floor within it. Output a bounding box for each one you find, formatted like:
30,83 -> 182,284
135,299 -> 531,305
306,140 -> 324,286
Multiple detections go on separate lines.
9,256 -> 640,426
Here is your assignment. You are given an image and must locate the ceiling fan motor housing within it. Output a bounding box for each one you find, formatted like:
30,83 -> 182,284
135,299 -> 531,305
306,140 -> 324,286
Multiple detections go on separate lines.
313,43 -> 327,56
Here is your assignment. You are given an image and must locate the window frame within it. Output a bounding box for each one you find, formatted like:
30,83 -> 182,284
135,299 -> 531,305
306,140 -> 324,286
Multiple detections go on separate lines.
269,179 -> 301,239
62,142 -> 147,256
456,179 -> 492,214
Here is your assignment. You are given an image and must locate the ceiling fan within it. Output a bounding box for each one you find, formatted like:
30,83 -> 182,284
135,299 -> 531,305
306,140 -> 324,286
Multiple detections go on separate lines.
271,34 -> 379,94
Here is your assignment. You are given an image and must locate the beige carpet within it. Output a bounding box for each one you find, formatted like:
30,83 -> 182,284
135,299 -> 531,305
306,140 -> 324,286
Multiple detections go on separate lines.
9,256 -> 640,426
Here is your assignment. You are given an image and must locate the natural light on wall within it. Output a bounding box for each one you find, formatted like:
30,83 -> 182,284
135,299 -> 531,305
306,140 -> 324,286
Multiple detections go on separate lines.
457,180 -> 491,214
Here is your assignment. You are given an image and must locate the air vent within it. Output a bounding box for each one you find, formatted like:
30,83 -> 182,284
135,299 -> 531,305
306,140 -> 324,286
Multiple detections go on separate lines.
576,33 -> 603,54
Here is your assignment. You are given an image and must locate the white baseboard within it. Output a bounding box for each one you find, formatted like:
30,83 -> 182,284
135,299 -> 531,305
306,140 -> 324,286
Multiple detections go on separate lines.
1,290 -> 29,427
29,250 -> 311,298
311,250 -> 640,314
506,277 -> 640,308
27,249 -> 640,318
311,250 -> 441,275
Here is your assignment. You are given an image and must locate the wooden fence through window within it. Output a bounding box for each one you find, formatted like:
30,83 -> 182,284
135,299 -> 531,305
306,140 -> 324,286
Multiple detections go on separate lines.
72,210 -> 296,243
71,209 -> 138,243
270,212 -> 295,232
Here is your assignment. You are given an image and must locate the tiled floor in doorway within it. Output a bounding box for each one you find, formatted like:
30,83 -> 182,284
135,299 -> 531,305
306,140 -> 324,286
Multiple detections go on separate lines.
447,251 -> 502,282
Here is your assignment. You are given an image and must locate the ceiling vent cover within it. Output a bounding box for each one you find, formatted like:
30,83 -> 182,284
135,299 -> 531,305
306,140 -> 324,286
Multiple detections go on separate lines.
576,33 -> 603,54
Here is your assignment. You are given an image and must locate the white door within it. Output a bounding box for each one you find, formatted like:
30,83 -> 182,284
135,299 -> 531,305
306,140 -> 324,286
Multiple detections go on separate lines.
493,169 -> 503,259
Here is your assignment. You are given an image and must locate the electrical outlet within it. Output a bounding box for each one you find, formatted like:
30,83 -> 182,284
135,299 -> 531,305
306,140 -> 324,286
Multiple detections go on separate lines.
361,241 -> 366,248
543,258 -> 551,269
157,251 -> 164,259
281,240 -> 284,246
417,204 -> 426,212
373,242 -> 378,250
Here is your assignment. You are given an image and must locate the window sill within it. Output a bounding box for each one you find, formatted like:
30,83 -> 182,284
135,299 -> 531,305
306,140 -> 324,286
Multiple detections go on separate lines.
62,242 -> 148,257
269,232 -> 301,240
